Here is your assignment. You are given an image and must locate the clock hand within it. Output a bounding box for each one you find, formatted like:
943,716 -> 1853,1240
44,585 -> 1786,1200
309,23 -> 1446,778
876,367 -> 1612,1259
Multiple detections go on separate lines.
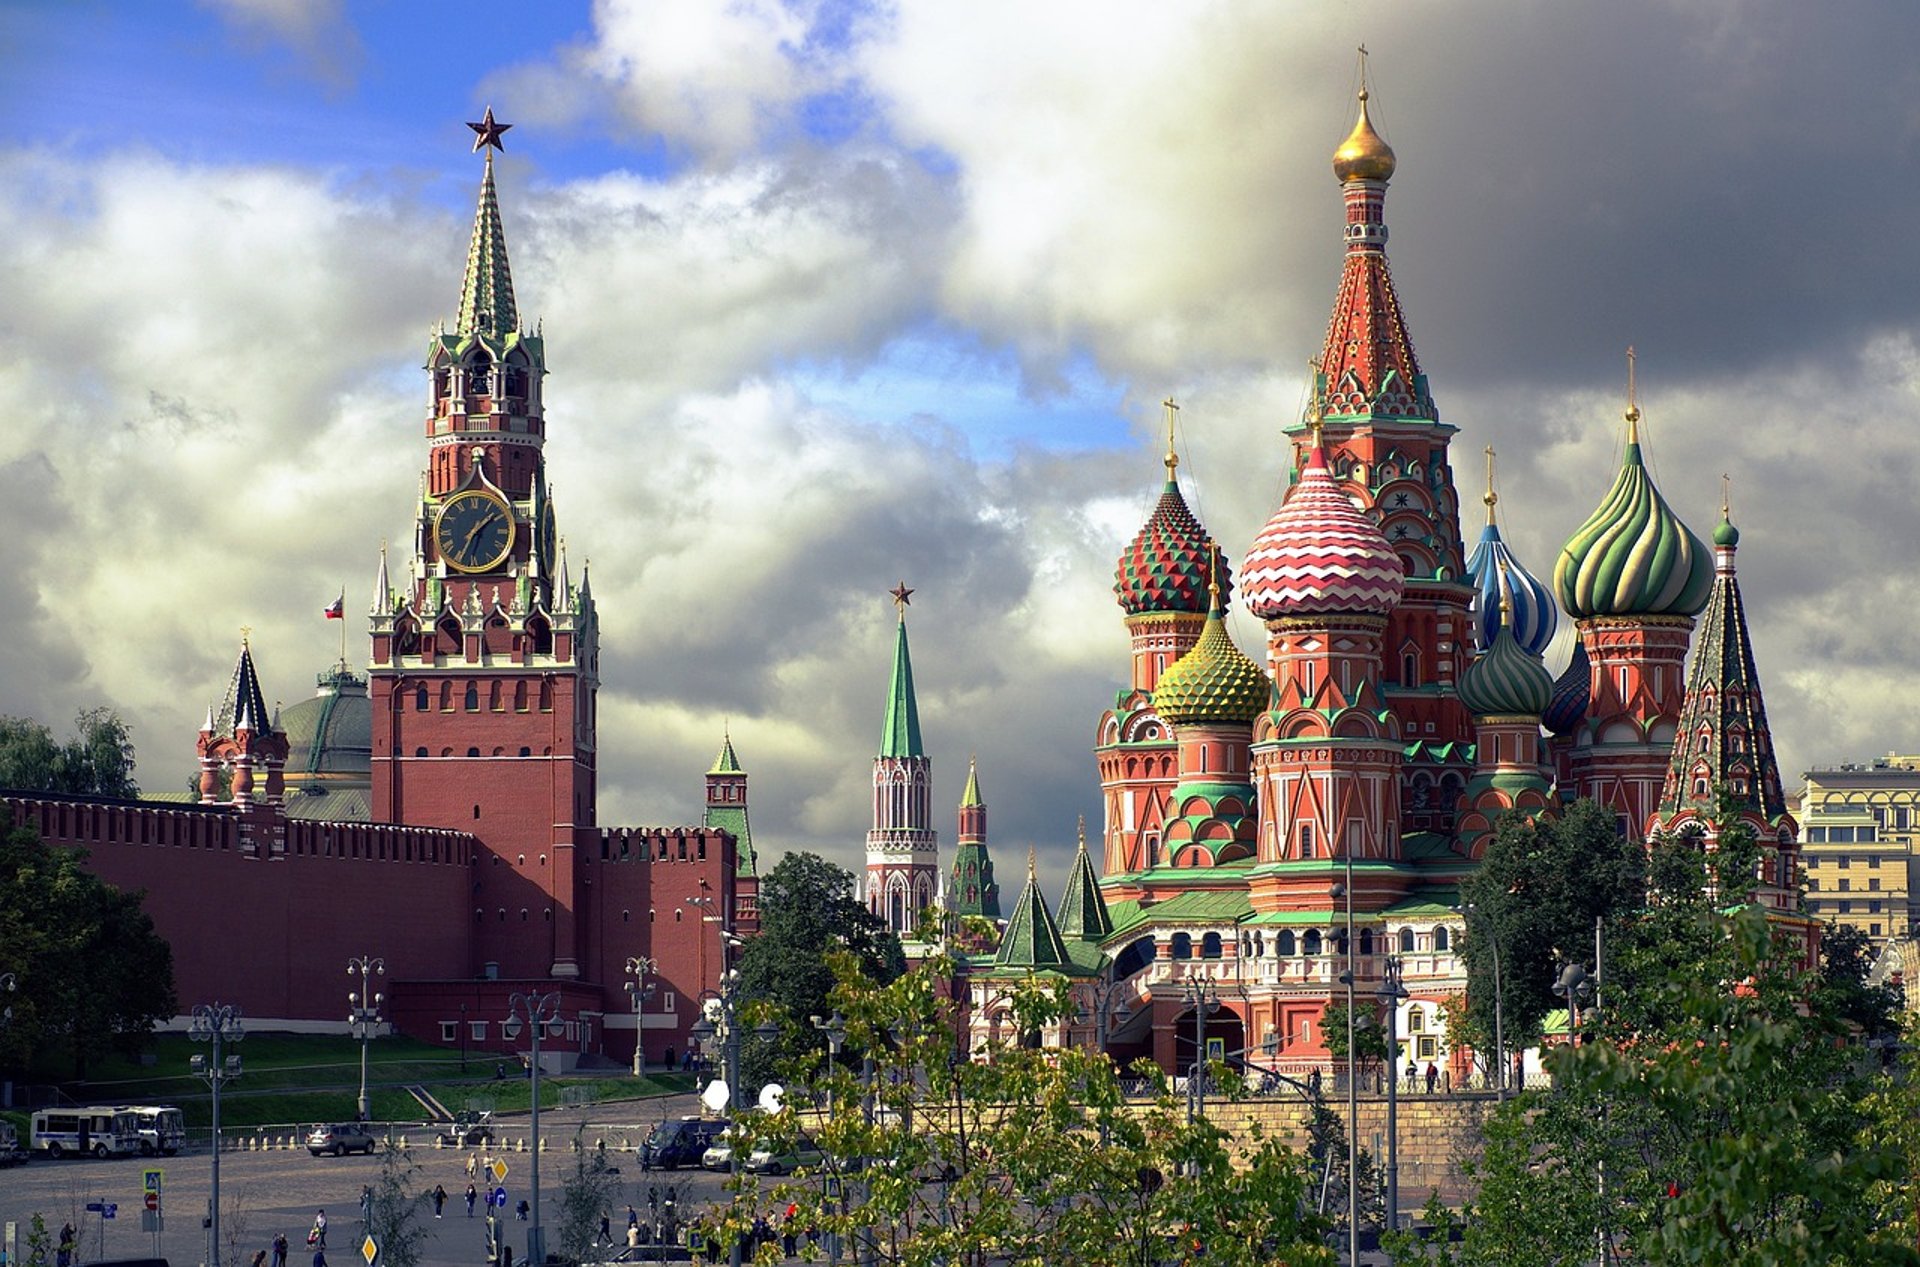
463,514 -> 494,552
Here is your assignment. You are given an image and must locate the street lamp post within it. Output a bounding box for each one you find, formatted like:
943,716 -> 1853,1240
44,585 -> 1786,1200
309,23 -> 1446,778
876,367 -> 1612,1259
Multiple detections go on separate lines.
1553,957 -> 1606,1267
811,1012 -> 847,1265
1177,977 -> 1218,1126
1333,846 -> 1359,1267
1460,902 -> 1506,1101
625,957 -> 658,1076
459,1003 -> 469,1074
690,969 -> 776,1267
189,1003 -> 244,1267
1380,955 -> 1409,1233
503,991 -> 561,1267
347,956 -> 386,1122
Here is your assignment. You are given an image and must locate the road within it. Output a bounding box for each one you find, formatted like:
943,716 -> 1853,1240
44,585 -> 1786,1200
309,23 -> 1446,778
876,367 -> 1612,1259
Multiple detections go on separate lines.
0,1096 -> 781,1267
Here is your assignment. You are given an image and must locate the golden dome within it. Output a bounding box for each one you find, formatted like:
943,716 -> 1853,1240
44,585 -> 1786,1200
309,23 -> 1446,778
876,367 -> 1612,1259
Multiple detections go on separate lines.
1332,88 -> 1396,183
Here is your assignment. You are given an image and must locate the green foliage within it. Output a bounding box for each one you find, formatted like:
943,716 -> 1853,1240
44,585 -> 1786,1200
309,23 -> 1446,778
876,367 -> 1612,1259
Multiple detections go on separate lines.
1458,799 -> 1645,1056
554,1132 -> 621,1265
0,708 -> 139,798
1319,1000 -> 1391,1067
24,1214 -> 50,1267
720,952 -> 1336,1265
733,852 -> 904,1085
367,1141 -> 431,1267
1815,920 -> 1903,1039
1461,848 -> 1920,1267
0,807 -> 176,1076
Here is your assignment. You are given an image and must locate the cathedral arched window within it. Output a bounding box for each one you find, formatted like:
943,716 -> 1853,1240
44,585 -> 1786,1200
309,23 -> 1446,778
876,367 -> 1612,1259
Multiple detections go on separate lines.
465,684 -> 479,711
467,352 -> 493,395
1276,930 -> 1297,957
1303,930 -> 1323,956
1359,928 -> 1375,956
1201,932 -> 1223,959
1171,933 -> 1192,960
416,686 -> 429,711
1434,926 -> 1450,951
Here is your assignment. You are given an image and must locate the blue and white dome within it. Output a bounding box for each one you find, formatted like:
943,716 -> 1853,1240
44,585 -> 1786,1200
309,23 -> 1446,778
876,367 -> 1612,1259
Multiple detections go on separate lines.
1464,522 -> 1556,657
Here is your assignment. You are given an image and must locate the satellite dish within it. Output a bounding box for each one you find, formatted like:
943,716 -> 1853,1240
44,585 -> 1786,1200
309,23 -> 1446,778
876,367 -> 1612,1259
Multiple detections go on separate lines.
758,1082 -> 785,1113
700,1079 -> 731,1114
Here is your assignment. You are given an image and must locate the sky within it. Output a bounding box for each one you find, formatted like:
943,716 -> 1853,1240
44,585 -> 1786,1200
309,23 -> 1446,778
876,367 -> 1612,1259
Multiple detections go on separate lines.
5,0 -> 1920,903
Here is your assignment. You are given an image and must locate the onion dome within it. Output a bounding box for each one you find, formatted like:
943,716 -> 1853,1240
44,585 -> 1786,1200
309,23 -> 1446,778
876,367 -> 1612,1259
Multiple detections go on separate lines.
1115,436 -> 1229,616
1459,601 -> 1554,719
1332,88 -> 1396,183
1554,414 -> 1712,619
1242,441 -> 1405,620
1542,642 -> 1591,737
1154,562 -> 1268,725
1464,450 -> 1557,656
1712,512 -> 1740,548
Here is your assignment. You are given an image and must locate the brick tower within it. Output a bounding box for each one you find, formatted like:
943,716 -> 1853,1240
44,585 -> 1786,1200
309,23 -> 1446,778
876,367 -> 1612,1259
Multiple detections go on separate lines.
948,757 -> 1002,921
866,585 -> 938,933
367,113 -> 600,979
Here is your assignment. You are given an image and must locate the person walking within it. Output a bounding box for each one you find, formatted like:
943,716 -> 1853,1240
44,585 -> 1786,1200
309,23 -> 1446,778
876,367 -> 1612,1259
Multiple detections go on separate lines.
312,1248 -> 327,1267
272,1232 -> 289,1267
597,1211 -> 611,1245
1424,1061 -> 1438,1095
466,1151 -> 478,1180
465,1183 -> 478,1218
359,1185 -> 373,1227
515,1199 -> 529,1223
56,1224 -> 75,1267
251,1248 -> 268,1267
311,1210 -> 328,1249
626,1224 -> 640,1251
432,1184 -> 447,1219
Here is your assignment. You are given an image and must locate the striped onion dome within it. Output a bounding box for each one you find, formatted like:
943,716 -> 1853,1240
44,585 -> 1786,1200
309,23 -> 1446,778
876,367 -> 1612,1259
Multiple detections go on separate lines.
1542,641 -> 1591,736
1242,443 -> 1405,620
1458,612 -> 1554,718
1465,523 -> 1556,656
1153,589 -> 1269,725
1115,478 -> 1229,616
1554,432 -> 1711,619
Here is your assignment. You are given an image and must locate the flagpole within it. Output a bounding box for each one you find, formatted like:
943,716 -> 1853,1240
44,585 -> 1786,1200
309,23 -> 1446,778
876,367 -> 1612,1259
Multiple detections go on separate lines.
340,587 -> 347,669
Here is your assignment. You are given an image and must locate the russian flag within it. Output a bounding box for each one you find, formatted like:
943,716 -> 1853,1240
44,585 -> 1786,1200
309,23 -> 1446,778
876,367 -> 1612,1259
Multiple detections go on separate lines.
323,592 -> 344,620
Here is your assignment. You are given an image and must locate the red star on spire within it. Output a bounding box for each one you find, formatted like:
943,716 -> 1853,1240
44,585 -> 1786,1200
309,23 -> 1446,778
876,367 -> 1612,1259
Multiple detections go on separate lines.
889,581 -> 914,612
467,107 -> 511,153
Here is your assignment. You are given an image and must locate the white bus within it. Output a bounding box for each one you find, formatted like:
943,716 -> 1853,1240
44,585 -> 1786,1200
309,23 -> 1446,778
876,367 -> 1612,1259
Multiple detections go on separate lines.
121,1106 -> 185,1156
30,1107 -> 142,1159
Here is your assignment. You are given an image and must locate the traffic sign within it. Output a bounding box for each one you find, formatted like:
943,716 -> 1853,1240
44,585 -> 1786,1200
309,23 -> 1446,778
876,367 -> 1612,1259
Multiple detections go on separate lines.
359,1235 -> 378,1266
143,1195 -> 158,1213
85,1205 -> 102,1214
489,1159 -> 508,1183
100,1206 -> 116,1221
142,1170 -> 164,1194
490,1187 -> 507,1210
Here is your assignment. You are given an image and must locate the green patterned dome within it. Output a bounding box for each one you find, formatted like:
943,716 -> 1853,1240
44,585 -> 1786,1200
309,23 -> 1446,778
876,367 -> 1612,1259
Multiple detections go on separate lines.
1554,431 -> 1711,619
1458,619 -> 1554,718
1153,598 -> 1268,725
1116,478 -> 1229,617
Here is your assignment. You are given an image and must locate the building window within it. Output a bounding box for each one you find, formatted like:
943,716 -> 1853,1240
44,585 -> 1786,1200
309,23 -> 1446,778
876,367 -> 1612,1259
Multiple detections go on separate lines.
1434,926 -> 1450,951
416,686 -> 429,711
1398,927 -> 1416,953
440,1022 -> 457,1043
1407,1007 -> 1425,1033
1870,878 -> 1881,891
1299,823 -> 1315,859
1277,930 -> 1297,956
1201,932 -> 1223,959
465,683 -> 479,711
1839,879 -> 1850,892
1869,856 -> 1881,869
470,1022 -> 486,1041
1838,901 -> 1852,914
1303,930 -> 1323,956
1171,933 -> 1192,960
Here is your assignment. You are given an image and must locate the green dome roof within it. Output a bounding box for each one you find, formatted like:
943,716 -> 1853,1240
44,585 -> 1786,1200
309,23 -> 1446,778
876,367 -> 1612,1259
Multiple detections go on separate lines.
1458,620 -> 1554,718
1153,601 -> 1268,725
1554,436 -> 1711,619
1712,513 -> 1740,548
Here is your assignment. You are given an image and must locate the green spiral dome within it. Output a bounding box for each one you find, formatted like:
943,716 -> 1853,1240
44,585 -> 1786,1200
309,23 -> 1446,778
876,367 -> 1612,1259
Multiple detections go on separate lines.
1458,620 -> 1554,718
1554,439 -> 1712,618
1153,605 -> 1269,726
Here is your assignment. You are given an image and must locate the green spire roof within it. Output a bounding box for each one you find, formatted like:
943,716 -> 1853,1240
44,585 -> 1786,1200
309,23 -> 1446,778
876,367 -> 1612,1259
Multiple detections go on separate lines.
879,614 -> 925,758
1054,820 -> 1113,942
961,755 -> 983,807
948,842 -> 1001,920
995,849 -> 1070,969
710,730 -> 742,775
457,154 -> 519,337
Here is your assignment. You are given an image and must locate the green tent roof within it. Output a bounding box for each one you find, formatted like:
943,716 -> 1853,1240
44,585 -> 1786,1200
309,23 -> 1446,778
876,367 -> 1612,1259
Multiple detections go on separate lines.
879,616 -> 925,758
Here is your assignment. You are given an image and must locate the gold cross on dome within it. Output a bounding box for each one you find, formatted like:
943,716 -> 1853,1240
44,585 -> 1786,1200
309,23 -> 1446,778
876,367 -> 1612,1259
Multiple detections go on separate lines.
1162,397 -> 1180,475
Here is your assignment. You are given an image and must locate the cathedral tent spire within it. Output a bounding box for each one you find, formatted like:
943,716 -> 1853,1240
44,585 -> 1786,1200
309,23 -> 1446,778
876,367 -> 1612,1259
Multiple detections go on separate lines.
1054,816 -> 1113,942
457,109 -> 519,339
995,848 -> 1071,969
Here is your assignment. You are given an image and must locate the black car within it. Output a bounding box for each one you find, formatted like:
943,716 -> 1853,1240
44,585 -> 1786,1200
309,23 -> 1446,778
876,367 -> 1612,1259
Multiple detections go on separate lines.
638,1117 -> 729,1171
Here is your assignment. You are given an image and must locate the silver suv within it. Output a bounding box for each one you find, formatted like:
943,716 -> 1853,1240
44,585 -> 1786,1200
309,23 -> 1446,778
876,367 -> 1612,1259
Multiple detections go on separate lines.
307,1122 -> 377,1156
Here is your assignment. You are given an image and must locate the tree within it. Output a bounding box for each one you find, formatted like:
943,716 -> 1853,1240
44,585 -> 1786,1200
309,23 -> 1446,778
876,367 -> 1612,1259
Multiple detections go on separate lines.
0,708 -> 138,798
1458,799 -> 1645,1054
1461,833 -> 1920,1265
1319,1000 -> 1392,1073
554,1131 -> 621,1264
719,951 -> 1336,1265
1815,920 -> 1903,1041
367,1142 -> 431,1267
733,852 -> 904,1082
0,808 -> 176,1075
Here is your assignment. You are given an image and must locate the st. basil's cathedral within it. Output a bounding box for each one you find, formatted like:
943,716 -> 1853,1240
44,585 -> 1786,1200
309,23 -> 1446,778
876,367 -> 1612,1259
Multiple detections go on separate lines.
937,82 -> 1807,1074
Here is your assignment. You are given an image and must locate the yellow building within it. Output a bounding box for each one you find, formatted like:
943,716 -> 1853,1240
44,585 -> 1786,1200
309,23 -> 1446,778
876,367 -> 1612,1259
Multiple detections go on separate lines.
1799,757 -> 1920,945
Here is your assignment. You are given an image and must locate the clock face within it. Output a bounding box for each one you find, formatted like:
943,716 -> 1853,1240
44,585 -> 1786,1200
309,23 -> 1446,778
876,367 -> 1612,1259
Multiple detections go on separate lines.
434,490 -> 516,574
539,502 -> 556,572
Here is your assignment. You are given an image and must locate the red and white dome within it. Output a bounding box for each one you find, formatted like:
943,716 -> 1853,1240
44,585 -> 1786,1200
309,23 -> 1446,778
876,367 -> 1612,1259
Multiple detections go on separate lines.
1241,445 -> 1405,620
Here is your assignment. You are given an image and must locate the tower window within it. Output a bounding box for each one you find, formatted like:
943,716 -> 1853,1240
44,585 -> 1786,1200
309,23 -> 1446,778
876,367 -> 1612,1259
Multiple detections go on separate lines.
465,684 -> 479,711
1299,823 -> 1315,859
416,686 -> 429,711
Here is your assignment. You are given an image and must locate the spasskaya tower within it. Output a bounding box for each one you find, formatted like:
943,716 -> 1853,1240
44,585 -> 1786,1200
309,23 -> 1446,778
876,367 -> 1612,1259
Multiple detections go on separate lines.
368,109 -> 599,980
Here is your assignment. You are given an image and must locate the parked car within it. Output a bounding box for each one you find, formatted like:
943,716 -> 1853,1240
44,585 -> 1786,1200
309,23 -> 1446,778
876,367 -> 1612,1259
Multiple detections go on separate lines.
699,1135 -> 736,1172
436,1111 -> 494,1148
744,1136 -> 825,1176
0,1122 -> 25,1166
307,1123 -> 378,1156
638,1116 -> 728,1171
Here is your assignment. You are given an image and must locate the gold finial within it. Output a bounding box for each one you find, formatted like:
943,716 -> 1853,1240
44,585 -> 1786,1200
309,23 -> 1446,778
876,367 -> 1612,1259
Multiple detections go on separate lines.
889,581 -> 915,616
1624,345 -> 1641,445
1027,846 -> 1038,879
1483,445 -> 1498,525
1162,396 -> 1180,478
1076,814 -> 1087,852
1304,356 -> 1327,444
1205,539 -> 1223,611
1332,47 -> 1396,183
240,625 -> 252,647
1721,473 -> 1732,519
1495,560 -> 1513,617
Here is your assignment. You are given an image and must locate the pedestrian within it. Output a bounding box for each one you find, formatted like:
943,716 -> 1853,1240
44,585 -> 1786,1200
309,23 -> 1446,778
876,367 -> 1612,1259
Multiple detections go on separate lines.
782,1202 -> 799,1256
465,1183 -> 478,1218
433,1184 -> 447,1219
56,1224 -> 75,1267
626,1224 -> 639,1251
273,1232 -> 289,1267
312,1210 -> 328,1248
499,1245 -> 512,1267
1308,1067 -> 1322,1098
597,1212 -> 611,1245
626,1204 -> 638,1230
1425,1061 -> 1438,1095
251,1248 -> 268,1267
466,1151 -> 478,1179
516,1199 -> 529,1223
312,1248 -> 326,1267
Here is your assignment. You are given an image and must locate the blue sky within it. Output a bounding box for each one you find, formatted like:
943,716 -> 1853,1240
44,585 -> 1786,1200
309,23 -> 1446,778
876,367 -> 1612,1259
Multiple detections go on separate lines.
6,0 -> 1920,895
